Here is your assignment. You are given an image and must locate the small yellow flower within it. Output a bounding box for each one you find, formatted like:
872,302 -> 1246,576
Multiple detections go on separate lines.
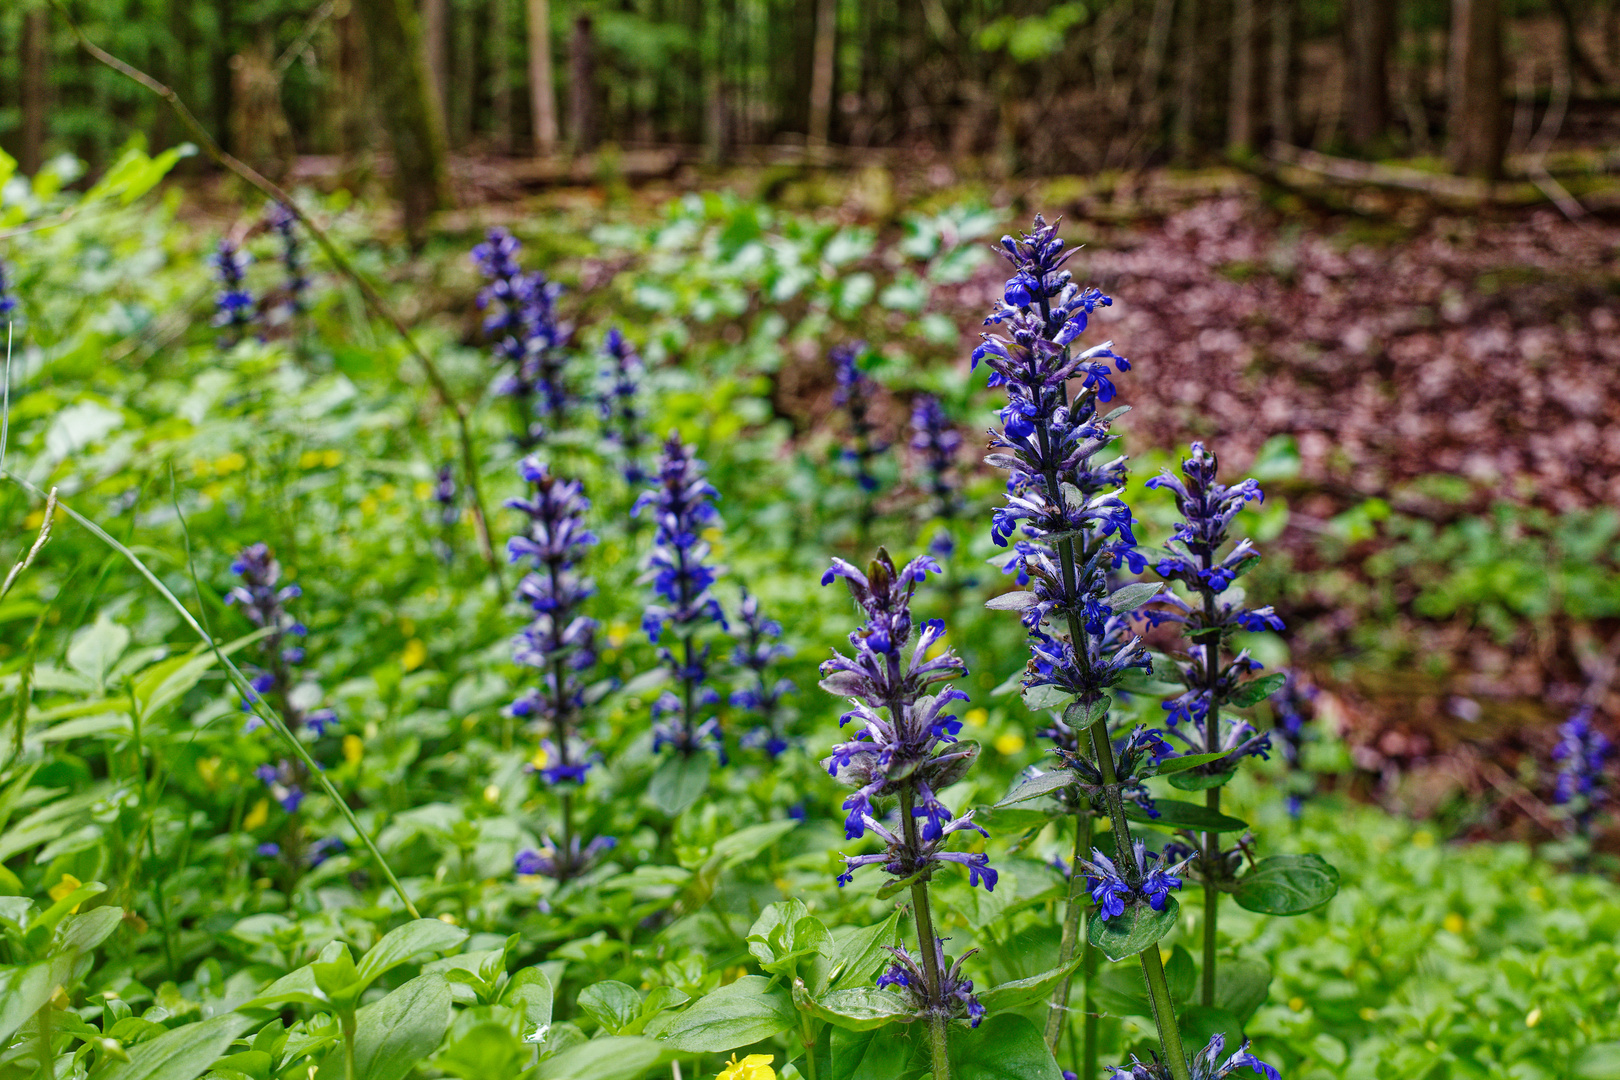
401,639 -> 427,671
531,744 -> 550,770
994,732 -> 1026,756
343,735 -> 364,767
414,480 -> 434,500
701,526 -> 723,543
243,798 -> 270,831
298,450 -> 322,468
1529,886 -> 1546,904
359,495 -> 379,517
1525,1007 -> 1542,1028
1442,913 -> 1465,935
196,756 -> 221,788
717,1054 -> 775,1080
48,875 -> 83,912
1288,997 -> 1305,1012
438,912 -> 459,925
964,708 -> 988,728
378,483 -> 397,502
321,449 -> 343,467
483,784 -> 501,803
607,621 -> 632,649
49,985 -> 71,1010
1411,829 -> 1434,849
1359,1006 -> 1378,1022
213,452 -> 246,474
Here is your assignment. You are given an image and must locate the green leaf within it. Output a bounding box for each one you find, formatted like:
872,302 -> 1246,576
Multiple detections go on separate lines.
976,952 -> 1084,1015
502,967 -> 554,1038
804,987 -> 912,1031
827,1025 -> 914,1080
663,975 -> 797,1053
1124,800 -> 1249,832
237,966 -> 328,1011
1062,695 -> 1111,731
1232,854 -> 1340,915
102,1013 -> 252,1080
66,614 -> 130,688
57,906 -> 125,956
1107,582 -> 1164,612
1228,672 -> 1287,708
984,590 -> 1038,611
1575,1043 -> 1620,1079
354,918 -> 470,991
995,769 -> 1074,808
710,819 -> 799,866
1021,684 -> 1073,712
1213,958 -> 1272,1024
352,974 -> 452,1080
132,627 -> 272,718
648,754 -> 710,817
1151,752 -> 1229,777
1177,1004 -> 1244,1061
1092,966 -> 1150,1017
0,953 -> 77,1044
1168,769 -> 1238,791
829,911 -> 901,991
1088,897 -> 1180,962
947,1013 -> 1064,1079
535,1036 -> 670,1080
747,898 -> 811,967
578,981 -> 643,1034
31,879 -> 107,933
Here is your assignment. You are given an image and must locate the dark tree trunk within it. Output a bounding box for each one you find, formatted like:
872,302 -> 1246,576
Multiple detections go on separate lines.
1172,0 -> 1201,160
808,0 -> 837,145
1447,0 -> 1504,178
423,0 -> 450,129
1346,0 -> 1395,150
20,5 -> 48,175
1268,0 -> 1295,144
492,0 -> 512,151
212,0 -> 237,151
527,0 -> 558,153
335,5 -> 371,164
570,13 -> 597,151
350,0 -> 452,241
1228,0 -> 1257,153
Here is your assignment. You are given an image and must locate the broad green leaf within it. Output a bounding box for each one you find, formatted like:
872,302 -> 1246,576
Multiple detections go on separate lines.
237,965 -> 329,1011
578,981 -> 642,1034
1232,854 -> 1339,915
1576,1043 -> 1620,1079
663,975 -> 796,1053
711,819 -> 799,866
984,590 -> 1038,611
66,614 -> 130,687
1021,684 -> 1073,712
1063,695 -> 1112,731
1092,965 -> 1150,1017
1124,800 -> 1248,832
502,967 -> 554,1038
747,898 -> 812,967
1107,582 -> 1163,612
827,1025 -> 914,1080
0,953 -> 77,1044
1228,672 -> 1287,708
535,1035 -> 668,1080
431,1018 -> 525,1078
1168,769 -> 1238,791
32,880 -> 108,933
996,769 -> 1074,808
1178,1004 -> 1244,1060
648,754 -> 710,817
132,626 -> 272,719
1214,958 -> 1272,1023
803,986 -> 911,1031
976,952 -> 1084,1015
1151,752 -> 1229,777
56,905 -> 124,956
102,1013 -> 252,1080
946,1013 -> 1063,1079
1089,897 -> 1180,962
352,974 -> 452,1080
829,911 -> 901,991
354,918 -> 470,990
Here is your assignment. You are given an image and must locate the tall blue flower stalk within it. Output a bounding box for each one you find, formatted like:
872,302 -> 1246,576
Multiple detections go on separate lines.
0,258 -> 18,321
910,393 -> 961,560
974,214 -> 1190,1078
226,543 -> 338,864
636,433 -> 729,761
432,463 -> 458,563
831,342 -> 887,544
506,458 -> 616,880
1553,705 -> 1611,861
471,227 -> 572,447
1271,671 -> 1318,818
210,239 -> 255,345
1142,442 -> 1285,1007
598,326 -> 647,487
265,203 -> 310,321
820,549 -> 990,1078
732,589 -> 795,758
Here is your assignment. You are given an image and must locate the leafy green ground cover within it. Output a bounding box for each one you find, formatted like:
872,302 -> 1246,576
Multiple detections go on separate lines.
2,147 -> 1619,1080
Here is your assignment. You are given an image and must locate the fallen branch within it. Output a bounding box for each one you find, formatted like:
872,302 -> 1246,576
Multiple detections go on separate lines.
49,0 -> 504,589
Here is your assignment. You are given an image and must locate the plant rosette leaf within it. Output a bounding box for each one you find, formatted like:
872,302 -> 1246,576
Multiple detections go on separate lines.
662,975 -> 797,1053
1124,800 -> 1249,832
1232,854 -> 1340,915
351,974 -> 452,1080
797,985 -> 913,1031
1088,897 -> 1180,962
975,952 -> 1085,1015
577,980 -> 643,1034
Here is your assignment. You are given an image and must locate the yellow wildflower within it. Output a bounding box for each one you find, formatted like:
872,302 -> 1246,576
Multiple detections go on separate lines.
401,639 -> 427,671
717,1054 -> 775,1080
243,798 -> 270,831
994,732 -> 1026,756
343,735 -> 364,767
48,874 -> 83,912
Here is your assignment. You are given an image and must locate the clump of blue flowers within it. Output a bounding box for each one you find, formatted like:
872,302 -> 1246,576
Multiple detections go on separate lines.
598,326 -> 647,486
910,393 -> 961,559
637,433 -> 729,761
831,342 -> 887,542
210,239 -> 255,344
1078,840 -> 1190,920
732,588 -> 795,758
820,548 -> 988,1062
0,258 -> 18,320
1271,671 -> 1318,817
471,227 -> 572,446
1111,1033 -> 1280,1080
1553,705 -> 1611,843
505,457 -> 616,880
265,203 -> 310,321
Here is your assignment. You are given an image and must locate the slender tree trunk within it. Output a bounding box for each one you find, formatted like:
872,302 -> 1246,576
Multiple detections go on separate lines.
808,0 -> 837,146
1172,0 -> 1201,160
335,4 -> 370,167
1447,0 -> 1504,178
1228,0 -> 1257,153
20,5 -> 48,175
1136,0 -> 1176,143
492,0 -> 513,151
213,0 -> 237,151
527,0 -> 558,153
450,0 -> 475,144
1268,0 -> 1295,144
1346,0 -> 1395,150
350,0 -> 452,241
570,13 -> 596,150
424,0 -> 450,129
1547,0 -> 1612,87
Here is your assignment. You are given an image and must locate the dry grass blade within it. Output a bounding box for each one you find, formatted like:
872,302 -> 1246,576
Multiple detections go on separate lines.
0,486 -> 56,601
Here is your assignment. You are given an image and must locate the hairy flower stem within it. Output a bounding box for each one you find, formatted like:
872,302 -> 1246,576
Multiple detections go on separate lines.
1044,793 -> 1091,1048
1199,560 -> 1221,1008
900,786 -> 952,1080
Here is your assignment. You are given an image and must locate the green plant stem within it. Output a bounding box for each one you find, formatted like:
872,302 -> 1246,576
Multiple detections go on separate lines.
342,1018 -> 358,1080
900,787 -> 951,1080
126,693 -> 178,982
1,472 -> 423,920
1199,573 -> 1221,1008
1044,805 -> 1091,1048
1082,922 -> 1099,1080
800,1018 -> 821,1080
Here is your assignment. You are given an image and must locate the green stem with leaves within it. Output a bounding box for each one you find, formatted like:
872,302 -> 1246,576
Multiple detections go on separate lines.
1044,802 -> 1091,1048
1198,559 -> 1222,1007
900,786 -> 951,1080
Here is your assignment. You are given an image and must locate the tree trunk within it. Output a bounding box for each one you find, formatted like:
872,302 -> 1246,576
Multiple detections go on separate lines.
1447,0 -> 1504,179
1268,0 -> 1295,144
570,13 -> 596,151
526,0 -> 558,153
423,0 -> 450,129
808,0 -> 837,146
335,4 -> 371,167
1228,0 -> 1256,154
1135,0 -> 1176,143
212,0 -> 237,151
1172,0 -> 1201,160
20,5 -> 48,175
492,0 -> 512,152
350,0 -> 452,241
1346,0 -> 1395,150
